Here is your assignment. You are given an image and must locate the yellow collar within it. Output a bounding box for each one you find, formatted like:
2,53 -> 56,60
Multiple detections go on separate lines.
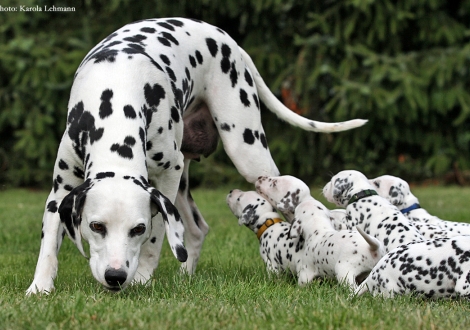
256,218 -> 284,240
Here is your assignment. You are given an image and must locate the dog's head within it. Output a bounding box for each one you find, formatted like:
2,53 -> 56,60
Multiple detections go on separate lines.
58,174 -> 186,291
322,170 -> 373,207
369,175 -> 418,208
255,175 -> 311,222
226,189 -> 276,229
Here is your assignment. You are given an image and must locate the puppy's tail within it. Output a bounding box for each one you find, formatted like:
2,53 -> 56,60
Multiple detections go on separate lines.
356,226 -> 381,252
239,47 -> 368,133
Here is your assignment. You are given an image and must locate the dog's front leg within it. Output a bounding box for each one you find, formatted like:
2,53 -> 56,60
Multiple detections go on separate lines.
175,159 -> 209,275
26,191 -> 64,295
135,153 -> 185,283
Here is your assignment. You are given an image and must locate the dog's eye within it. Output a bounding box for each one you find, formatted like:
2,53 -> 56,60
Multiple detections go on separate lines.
130,224 -> 146,236
90,222 -> 106,234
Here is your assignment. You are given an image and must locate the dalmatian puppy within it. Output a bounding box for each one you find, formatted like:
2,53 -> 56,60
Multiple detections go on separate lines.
322,170 -> 425,252
370,175 -> 470,238
255,175 -> 312,222
355,236 -> 470,299
226,189 -> 304,277
255,175 -> 351,230
290,198 -> 385,290
27,18 -> 367,295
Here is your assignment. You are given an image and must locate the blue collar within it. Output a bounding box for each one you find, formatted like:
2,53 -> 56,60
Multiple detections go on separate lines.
401,203 -> 421,214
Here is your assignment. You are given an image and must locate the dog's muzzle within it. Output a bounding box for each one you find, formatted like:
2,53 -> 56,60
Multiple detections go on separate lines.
104,268 -> 128,290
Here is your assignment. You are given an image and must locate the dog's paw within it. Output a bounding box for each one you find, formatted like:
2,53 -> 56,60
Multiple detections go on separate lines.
132,270 -> 152,285
26,280 -> 55,296
179,259 -> 197,275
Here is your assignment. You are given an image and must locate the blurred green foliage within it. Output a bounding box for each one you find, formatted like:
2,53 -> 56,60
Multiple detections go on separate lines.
1,0 -> 470,187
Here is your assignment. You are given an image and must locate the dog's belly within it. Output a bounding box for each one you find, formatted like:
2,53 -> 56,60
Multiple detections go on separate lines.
181,102 -> 219,160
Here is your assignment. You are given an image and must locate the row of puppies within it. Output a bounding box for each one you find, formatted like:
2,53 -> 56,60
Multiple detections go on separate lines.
322,170 -> 470,298
228,170 -> 470,299
226,175 -> 386,290
330,174 -> 470,239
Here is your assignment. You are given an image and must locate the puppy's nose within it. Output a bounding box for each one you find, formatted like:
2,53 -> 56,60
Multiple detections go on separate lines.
104,268 -> 127,287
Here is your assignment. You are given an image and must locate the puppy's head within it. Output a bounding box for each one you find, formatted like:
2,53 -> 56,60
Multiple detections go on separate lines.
369,175 -> 417,208
226,189 -> 275,227
58,174 -> 186,292
255,175 -> 311,221
322,170 -> 373,207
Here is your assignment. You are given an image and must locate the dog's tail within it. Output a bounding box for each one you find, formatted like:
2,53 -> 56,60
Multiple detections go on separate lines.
239,47 -> 367,133
356,226 -> 381,252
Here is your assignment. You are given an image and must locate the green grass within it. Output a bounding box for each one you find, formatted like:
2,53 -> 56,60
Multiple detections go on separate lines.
1,186 -> 470,329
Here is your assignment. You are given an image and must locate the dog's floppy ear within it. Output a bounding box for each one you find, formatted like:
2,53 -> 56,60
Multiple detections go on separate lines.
387,184 -> 405,207
276,199 -> 295,219
58,179 -> 92,258
369,178 -> 381,189
239,203 -> 258,226
289,217 -> 303,239
149,189 -> 187,263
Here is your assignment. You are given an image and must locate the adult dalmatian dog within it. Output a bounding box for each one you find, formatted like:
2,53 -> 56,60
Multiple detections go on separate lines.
27,18 -> 366,294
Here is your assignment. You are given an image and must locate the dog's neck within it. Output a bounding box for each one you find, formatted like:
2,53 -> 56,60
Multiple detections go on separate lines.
246,211 -> 283,238
399,194 -> 421,213
347,189 -> 378,205
73,118 -> 149,180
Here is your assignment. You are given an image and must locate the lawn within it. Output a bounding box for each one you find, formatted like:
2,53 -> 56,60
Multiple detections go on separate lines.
1,184 -> 470,329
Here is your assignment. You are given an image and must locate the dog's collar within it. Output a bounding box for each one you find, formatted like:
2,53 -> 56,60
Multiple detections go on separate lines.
257,218 -> 284,240
348,189 -> 378,205
401,203 -> 421,214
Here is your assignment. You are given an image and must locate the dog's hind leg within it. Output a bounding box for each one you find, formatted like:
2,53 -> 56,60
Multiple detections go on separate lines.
175,159 -> 209,274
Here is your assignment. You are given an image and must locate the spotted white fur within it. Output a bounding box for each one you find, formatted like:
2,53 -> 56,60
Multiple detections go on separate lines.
370,175 -> 470,239
322,170 -> 425,252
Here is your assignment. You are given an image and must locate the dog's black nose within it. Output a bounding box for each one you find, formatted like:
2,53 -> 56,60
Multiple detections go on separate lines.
104,268 -> 127,287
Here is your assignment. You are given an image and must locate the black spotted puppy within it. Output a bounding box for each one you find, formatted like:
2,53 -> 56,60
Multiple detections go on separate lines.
322,170 -> 425,252
370,175 -> 470,238
255,175 -> 312,222
226,189 -> 304,278
290,198 -> 385,290
256,175 -> 348,228
355,236 -> 470,299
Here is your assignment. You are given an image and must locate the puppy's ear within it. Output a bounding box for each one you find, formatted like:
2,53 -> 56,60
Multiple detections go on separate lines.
58,179 -> 92,258
149,189 -> 187,263
276,201 -> 294,215
388,185 -> 405,207
289,217 -> 303,239
369,179 -> 381,189
239,204 -> 258,226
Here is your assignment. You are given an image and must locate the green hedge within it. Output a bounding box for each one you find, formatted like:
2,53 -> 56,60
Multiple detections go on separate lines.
1,0 -> 470,187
